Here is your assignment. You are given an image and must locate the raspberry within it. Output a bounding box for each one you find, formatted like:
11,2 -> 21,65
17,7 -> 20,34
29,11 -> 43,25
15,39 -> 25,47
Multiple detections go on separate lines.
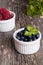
0,8 -> 13,20
0,8 -> 10,14
4,15 -> 10,20
0,14 -> 3,20
9,14 -> 14,19
4,14 -> 13,20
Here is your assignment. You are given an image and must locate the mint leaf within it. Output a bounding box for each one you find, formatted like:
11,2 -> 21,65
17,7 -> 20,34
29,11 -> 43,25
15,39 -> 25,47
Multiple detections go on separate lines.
31,28 -> 38,35
26,25 -> 33,31
24,31 -> 32,36
24,25 -> 38,36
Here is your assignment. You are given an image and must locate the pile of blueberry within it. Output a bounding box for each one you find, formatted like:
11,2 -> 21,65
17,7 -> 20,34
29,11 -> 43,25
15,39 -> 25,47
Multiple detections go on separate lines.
16,25 -> 40,42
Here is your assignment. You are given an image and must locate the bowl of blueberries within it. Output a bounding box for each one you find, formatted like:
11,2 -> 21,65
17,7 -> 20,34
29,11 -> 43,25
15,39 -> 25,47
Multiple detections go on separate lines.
13,25 -> 41,54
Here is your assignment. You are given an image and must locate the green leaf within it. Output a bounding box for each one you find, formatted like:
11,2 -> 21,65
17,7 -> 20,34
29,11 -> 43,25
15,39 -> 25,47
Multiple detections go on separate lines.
31,28 -> 38,35
26,25 -> 33,31
30,5 -> 35,12
24,31 -> 32,36
24,25 -> 38,36
26,0 -> 43,17
27,5 -> 32,16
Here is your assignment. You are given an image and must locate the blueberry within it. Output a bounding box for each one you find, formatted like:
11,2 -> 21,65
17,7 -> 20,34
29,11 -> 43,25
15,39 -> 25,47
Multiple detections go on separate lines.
27,36 -> 32,41
16,30 -> 25,41
20,30 -> 23,36
35,33 -> 39,39
17,32 -> 21,37
28,36 -> 32,39
20,36 -> 25,41
32,35 -> 36,41
16,35 -> 21,40
24,38 -> 28,42
21,30 -> 25,35
24,36 -> 32,42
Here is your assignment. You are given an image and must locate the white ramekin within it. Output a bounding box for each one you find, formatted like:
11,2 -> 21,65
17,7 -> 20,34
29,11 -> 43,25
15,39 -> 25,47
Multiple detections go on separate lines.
13,28 -> 41,54
0,11 -> 15,32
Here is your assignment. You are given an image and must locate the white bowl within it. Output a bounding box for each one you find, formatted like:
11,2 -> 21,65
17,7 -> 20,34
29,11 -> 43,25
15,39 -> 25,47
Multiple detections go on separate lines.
0,11 -> 15,32
13,28 -> 41,54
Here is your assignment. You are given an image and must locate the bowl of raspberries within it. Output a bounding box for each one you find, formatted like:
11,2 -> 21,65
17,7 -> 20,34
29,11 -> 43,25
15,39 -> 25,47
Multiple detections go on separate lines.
0,8 -> 15,32
13,25 -> 41,54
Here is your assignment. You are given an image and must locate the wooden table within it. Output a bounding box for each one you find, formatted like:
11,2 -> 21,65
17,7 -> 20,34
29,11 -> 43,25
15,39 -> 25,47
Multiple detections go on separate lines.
0,15 -> 43,65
